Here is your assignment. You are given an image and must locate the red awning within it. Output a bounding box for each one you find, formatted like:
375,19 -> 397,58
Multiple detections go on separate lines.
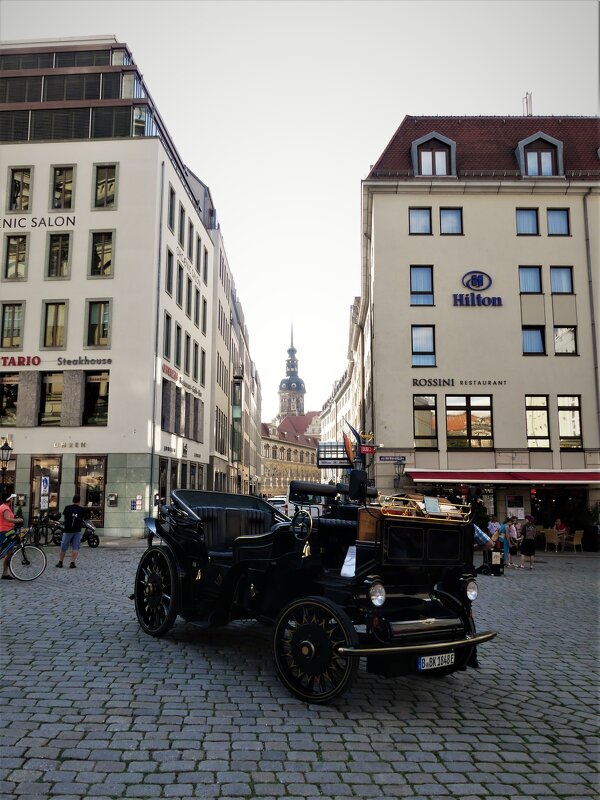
406,470 -> 600,485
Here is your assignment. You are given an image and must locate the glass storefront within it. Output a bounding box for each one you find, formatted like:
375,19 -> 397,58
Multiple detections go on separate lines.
30,456 -> 61,519
75,455 -> 107,526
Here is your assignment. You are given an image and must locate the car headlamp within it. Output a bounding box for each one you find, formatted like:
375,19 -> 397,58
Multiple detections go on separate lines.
465,580 -> 478,601
368,581 -> 386,607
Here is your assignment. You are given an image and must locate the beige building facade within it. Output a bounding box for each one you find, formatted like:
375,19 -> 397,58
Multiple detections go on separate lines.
354,116 -> 599,528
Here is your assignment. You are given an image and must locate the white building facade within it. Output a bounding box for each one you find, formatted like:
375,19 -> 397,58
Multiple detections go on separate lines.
0,36 -> 261,536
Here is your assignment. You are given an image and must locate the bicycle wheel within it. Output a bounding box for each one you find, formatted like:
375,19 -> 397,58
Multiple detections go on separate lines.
9,544 -> 47,581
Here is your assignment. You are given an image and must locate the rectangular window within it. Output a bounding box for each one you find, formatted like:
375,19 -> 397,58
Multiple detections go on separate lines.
178,203 -> 185,247
0,373 -> 18,425
193,341 -> 199,381
409,207 -> 432,234
165,248 -> 173,295
550,266 -> 573,294
39,372 -> 63,426
90,232 -> 113,276
184,333 -> 191,375
440,208 -> 462,235
188,221 -> 194,260
413,395 -> 437,449
202,298 -> 207,335
200,348 -> 206,386
526,150 -> 554,177
547,208 -> 570,236
9,167 -> 31,211
203,247 -> 208,283
43,302 -> 66,348
167,186 -> 175,230
163,313 -> 171,359
525,396 -> 550,449
4,234 -> 27,279
91,107 -> 131,138
186,277 -> 192,317
522,326 -> 545,355
94,165 -> 116,208
554,326 -> 577,355
83,371 -> 109,425
46,233 -> 70,278
410,266 -> 434,305
51,166 -> 73,209
446,395 -> 493,449
174,324 -> 182,368
411,325 -> 436,366
518,266 -> 542,294
194,288 -> 200,327
558,396 -> 582,449
1,303 -> 22,348
87,301 -> 110,347
419,149 -> 448,176
516,208 -> 539,235
195,235 -> 201,273
176,263 -> 184,306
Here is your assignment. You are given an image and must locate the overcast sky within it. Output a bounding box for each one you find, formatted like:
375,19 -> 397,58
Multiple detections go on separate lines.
1,0 -> 598,421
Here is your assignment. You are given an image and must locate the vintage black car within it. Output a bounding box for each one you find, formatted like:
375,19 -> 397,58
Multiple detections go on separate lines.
133,471 -> 496,703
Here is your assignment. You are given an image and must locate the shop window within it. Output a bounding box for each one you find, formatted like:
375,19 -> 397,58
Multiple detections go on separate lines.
39,372 -> 63,425
83,371 -> 109,425
0,373 -> 18,425
76,456 -> 106,527
30,456 -> 61,521
446,395 -> 493,449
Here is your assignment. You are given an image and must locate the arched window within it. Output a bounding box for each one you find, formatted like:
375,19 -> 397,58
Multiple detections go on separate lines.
299,452 -> 304,463
287,448 -> 292,461
264,444 -> 270,458
272,446 -> 277,460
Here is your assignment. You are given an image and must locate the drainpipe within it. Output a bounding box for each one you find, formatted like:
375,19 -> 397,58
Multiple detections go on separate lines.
583,188 -> 600,443
149,161 -> 165,516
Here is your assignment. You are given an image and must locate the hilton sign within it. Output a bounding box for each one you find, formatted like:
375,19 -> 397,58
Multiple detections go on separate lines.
453,271 -> 502,307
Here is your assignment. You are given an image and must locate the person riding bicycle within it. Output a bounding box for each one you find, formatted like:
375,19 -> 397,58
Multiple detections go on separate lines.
0,492 -> 23,580
56,495 -> 88,569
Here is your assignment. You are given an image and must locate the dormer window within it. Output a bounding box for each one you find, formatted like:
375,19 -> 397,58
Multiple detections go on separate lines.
411,132 -> 457,177
419,143 -> 449,176
516,132 -> 564,178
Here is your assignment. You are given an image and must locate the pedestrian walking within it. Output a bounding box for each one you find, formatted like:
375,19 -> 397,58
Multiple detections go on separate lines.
0,492 -> 23,580
56,495 -> 87,569
519,515 -> 537,570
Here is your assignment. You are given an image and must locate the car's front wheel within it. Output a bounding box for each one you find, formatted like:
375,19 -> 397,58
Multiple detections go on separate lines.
134,546 -> 179,636
272,596 -> 359,703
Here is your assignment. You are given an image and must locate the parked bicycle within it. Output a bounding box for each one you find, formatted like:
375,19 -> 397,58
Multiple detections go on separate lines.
28,511 -> 62,546
0,526 -> 47,581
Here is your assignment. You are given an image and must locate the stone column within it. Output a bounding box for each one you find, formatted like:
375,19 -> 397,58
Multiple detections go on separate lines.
15,371 -> 41,427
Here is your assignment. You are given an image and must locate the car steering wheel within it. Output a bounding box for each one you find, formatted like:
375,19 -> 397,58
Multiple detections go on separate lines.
291,509 -> 312,541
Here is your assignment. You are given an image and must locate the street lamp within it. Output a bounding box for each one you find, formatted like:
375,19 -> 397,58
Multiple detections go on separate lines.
0,439 -> 13,495
393,456 -> 406,491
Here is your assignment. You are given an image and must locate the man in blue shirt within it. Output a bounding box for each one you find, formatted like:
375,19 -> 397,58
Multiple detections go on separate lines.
473,524 -> 494,550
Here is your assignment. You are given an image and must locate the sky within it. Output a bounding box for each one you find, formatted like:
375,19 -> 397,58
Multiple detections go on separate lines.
1,0 -> 598,421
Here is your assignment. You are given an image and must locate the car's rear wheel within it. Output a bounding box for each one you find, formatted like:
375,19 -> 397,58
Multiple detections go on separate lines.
272,596 -> 359,703
134,546 -> 179,636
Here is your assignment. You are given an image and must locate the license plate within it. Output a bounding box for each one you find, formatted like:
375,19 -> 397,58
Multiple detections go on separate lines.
418,652 -> 455,671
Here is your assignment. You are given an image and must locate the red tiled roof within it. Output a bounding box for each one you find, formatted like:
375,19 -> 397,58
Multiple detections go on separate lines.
368,116 -> 600,179
261,414 -> 320,448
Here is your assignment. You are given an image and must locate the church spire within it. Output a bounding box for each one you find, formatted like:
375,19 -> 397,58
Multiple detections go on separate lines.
278,323 -> 305,418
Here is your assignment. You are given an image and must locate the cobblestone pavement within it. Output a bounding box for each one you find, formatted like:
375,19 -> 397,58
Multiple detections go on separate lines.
0,540 -> 598,800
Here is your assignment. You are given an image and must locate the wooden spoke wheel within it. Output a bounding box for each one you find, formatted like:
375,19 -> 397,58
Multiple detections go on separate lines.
134,546 -> 180,636
272,596 -> 359,703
